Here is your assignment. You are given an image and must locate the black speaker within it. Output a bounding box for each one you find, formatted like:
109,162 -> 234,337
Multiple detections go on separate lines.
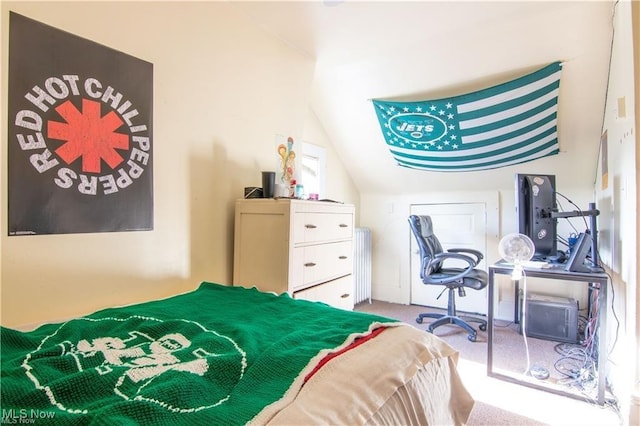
519,292 -> 579,344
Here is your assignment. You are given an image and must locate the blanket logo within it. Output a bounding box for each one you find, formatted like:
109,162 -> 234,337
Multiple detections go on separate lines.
13,75 -> 151,196
22,316 -> 247,414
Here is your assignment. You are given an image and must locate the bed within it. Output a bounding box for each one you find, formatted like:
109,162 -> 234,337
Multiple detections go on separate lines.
1,282 -> 474,425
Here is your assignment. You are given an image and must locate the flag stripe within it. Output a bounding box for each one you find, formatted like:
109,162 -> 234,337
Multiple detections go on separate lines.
460,104 -> 557,144
458,86 -> 559,131
397,147 -> 559,171
371,61 -> 562,172
394,142 -> 559,171
457,68 -> 562,114
391,127 -> 557,161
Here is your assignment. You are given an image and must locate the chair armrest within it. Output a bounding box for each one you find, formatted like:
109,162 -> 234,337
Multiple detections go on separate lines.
421,252 -> 475,285
434,252 -> 476,270
427,252 -> 477,283
447,248 -> 484,265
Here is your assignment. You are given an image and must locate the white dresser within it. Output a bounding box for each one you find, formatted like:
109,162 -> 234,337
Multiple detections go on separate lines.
233,199 -> 355,310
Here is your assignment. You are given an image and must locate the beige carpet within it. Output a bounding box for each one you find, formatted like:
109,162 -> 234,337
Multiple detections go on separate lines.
355,300 -> 621,425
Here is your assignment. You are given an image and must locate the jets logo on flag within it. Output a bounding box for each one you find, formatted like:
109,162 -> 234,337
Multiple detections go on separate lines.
372,62 -> 562,172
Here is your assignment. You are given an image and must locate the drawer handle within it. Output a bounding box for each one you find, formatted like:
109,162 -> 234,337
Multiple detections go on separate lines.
339,224 -> 349,228
338,255 -> 348,260
304,262 -> 317,267
305,224 -> 317,229
341,293 -> 350,299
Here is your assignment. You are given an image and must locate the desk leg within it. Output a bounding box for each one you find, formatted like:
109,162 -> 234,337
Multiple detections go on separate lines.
597,280 -> 607,405
487,269 -> 495,377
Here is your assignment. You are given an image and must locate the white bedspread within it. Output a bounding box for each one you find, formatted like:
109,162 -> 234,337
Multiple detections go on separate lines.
258,324 -> 474,425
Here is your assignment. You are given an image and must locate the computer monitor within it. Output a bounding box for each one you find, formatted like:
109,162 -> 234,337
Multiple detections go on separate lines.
515,174 -> 557,260
565,232 -> 595,272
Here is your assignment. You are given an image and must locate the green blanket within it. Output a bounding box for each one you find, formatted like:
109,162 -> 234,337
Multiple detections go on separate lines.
1,282 -> 396,425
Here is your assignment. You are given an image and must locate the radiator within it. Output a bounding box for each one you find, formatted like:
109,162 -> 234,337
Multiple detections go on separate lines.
354,227 -> 372,304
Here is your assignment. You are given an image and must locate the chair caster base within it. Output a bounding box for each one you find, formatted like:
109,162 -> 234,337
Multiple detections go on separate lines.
418,313 -> 485,342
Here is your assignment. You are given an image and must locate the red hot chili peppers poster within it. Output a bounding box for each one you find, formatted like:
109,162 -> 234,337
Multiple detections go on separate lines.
8,12 -> 153,235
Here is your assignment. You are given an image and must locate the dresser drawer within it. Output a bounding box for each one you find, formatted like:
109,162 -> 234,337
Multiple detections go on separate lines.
234,199 -> 355,303
291,240 -> 353,291
292,212 -> 353,244
294,275 -> 353,310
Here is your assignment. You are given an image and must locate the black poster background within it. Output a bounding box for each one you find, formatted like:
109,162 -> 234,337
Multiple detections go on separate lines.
8,12 -> 153,235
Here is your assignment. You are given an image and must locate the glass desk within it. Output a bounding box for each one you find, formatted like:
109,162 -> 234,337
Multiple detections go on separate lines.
488,261 -> 608,405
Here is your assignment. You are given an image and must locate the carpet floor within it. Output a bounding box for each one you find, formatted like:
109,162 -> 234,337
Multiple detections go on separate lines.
354,300 -> 622,425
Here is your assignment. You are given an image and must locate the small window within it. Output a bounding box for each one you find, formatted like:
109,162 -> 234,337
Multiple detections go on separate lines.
301,142 -> 326,198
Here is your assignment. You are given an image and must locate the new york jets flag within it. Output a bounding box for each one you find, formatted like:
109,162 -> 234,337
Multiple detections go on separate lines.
372,62 -> 562,172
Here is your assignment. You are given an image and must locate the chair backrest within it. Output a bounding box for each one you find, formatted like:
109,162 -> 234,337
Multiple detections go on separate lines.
408,215 -> 444,279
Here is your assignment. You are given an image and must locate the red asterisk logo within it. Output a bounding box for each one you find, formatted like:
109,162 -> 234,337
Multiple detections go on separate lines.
48,99 -> 130,174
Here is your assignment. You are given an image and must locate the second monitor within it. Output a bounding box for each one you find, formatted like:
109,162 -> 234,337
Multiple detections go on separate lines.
565,231 -> 602,273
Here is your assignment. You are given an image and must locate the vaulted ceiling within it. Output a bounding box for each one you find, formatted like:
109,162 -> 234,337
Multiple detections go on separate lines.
234,1 -> 614,194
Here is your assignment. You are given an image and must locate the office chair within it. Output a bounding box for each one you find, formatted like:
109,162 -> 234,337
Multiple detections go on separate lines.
408,215 -> 488,342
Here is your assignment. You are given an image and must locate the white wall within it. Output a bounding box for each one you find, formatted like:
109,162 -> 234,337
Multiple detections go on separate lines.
593,0 -> 638,420
0,2 -> 358,327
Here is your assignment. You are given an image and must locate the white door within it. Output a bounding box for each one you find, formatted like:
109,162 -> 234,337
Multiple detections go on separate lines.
410,203 -> 487,315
